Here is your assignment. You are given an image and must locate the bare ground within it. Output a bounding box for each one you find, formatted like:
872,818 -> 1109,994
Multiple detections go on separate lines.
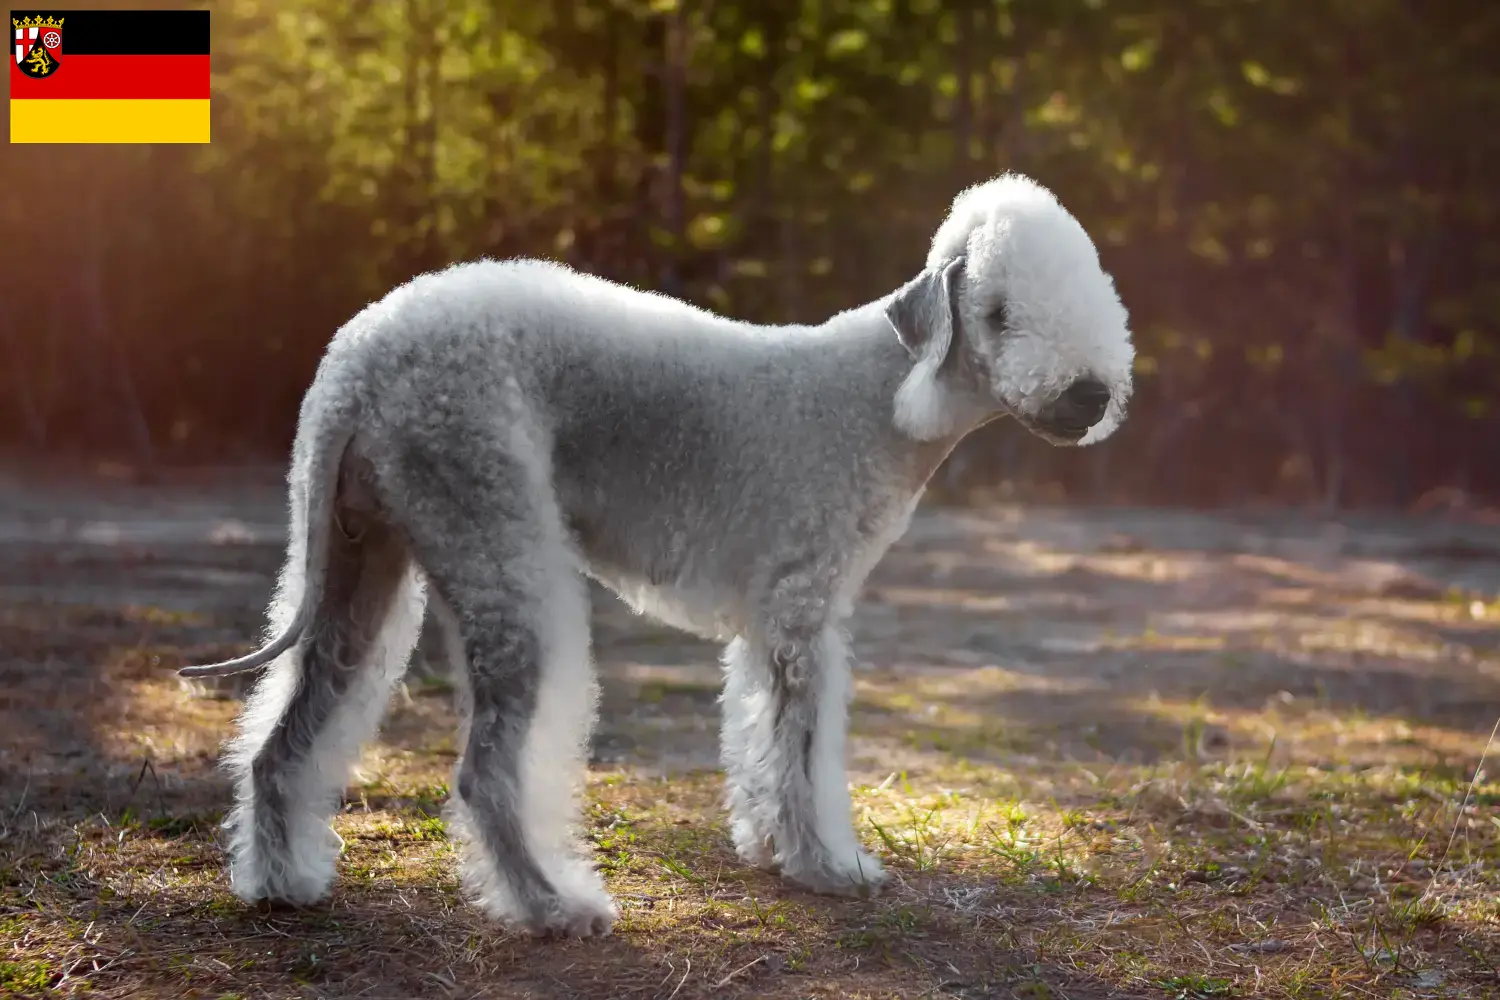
1,465 -> 1498,999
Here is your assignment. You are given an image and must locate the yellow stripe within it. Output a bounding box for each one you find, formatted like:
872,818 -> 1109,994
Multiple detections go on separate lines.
10,98 -> 210,144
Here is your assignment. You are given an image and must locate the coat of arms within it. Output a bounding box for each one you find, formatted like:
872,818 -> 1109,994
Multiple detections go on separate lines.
13,14 -> 63,78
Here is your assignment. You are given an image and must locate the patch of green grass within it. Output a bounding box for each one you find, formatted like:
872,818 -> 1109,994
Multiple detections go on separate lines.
0,959 -> 55,996
834,903 -> 930,952
361,814 -> 448,842
145,812 -> 222,837
194,896 -> 246,918
1389,897 -> 1448,930
1155,974 -> 1237,997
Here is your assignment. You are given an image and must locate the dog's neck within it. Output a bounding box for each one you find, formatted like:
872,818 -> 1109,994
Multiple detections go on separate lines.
809,297 -> 1002,492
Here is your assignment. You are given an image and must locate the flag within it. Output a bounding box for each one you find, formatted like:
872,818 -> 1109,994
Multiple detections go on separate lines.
10,8 -> 209,143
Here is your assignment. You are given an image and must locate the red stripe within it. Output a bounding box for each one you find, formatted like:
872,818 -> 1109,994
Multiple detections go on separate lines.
10,54 -> 209,100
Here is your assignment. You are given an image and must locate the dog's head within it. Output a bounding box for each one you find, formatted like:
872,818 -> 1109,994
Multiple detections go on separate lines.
885,173 -> 1134,446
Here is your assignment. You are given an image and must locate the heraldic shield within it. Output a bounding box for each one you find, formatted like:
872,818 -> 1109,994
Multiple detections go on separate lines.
13,14 -> 63,78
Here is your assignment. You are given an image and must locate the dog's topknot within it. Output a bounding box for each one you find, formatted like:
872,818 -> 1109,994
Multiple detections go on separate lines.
925,172 -> 1084,269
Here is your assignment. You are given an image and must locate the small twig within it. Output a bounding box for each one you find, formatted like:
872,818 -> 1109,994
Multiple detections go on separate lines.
52,953 -> 91,992
665,957 -> 691,1000
1429,714 -> 1500,890
79,952 -> 127,982
424,970 -> 457,990
126,756 -> 168,818
6,760 -> 32,826
710,955 -> 765,990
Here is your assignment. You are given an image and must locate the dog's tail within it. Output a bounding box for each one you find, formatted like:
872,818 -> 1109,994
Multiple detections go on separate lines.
177,408 -> 356,679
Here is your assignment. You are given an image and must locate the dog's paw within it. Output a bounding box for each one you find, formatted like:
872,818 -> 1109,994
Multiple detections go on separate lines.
227,820 -> 341,907
526,891 -> 619,938
781,848 -> 887,898
228,858 -> 336,908
730,818 -> 778,871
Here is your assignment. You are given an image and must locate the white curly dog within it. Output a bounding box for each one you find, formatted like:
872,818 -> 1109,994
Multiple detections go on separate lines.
182,172 -> 1135,937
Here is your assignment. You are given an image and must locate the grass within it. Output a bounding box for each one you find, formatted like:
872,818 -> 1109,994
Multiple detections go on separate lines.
3,508 -> 1500,998
5,702 -> 1496,998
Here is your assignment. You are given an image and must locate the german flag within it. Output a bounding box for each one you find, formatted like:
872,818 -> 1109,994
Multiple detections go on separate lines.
10,8 -> 209,143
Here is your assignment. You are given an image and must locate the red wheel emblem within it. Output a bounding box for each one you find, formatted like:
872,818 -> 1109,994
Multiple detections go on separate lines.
41,31 -> 61,49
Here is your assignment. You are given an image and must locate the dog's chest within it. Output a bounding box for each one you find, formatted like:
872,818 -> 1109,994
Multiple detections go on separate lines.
563,506 -> 739,640
592,569 -> 742,642
833,490 -> 923,615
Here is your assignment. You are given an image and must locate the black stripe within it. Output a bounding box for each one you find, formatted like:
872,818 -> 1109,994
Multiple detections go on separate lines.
10,9 -> 209,55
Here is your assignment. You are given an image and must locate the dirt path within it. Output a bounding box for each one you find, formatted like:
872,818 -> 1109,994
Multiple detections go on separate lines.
2,466 -> 1497,999
4,466 -> 1497,782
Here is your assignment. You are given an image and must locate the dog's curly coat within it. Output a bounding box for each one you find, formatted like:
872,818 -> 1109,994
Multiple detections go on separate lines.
182,173 -> 1135,937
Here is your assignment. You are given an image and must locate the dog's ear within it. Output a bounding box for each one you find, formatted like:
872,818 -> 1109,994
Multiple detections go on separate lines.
888,256 -> 969,442
885,255 -> 966,369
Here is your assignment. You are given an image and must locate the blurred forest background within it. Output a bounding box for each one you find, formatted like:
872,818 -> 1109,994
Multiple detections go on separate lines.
2,0 -> 1497,510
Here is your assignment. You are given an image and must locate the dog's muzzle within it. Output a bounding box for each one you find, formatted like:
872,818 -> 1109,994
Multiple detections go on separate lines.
1035,376 -> 1111,441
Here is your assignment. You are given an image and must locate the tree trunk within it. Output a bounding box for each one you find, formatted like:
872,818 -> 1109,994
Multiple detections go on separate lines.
591,4 -> 622,277
0,306 -> 48,447
750,5 -> 786,321
82,181 -> 155,472
661,1 -> 689,298
392,0 -> 438,282
635,12 -> 668,290
952,0 -> 974,175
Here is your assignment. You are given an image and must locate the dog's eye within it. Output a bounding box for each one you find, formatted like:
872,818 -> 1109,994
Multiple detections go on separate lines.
986,302 -> 1009,328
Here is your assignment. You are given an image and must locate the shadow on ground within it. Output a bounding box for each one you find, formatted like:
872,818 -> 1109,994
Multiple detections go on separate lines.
2,466 -> 1498,998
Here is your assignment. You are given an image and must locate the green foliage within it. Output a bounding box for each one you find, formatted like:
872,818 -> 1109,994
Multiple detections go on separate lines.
0,958 -> 54,996
1,0 -> 1496,506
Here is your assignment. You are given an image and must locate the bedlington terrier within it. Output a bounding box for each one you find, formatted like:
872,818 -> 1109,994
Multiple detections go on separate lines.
180,172 -> 1134,938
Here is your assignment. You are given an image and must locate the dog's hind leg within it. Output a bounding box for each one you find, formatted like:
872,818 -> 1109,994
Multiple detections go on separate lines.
380,428 -> 614,937
224,456 -> 425,906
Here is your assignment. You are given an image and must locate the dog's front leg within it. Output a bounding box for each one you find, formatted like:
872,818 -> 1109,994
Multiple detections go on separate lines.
720,619 -> 885,897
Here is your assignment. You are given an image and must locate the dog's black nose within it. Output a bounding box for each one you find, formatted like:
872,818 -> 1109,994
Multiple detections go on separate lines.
1053,377 -> 1110,432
